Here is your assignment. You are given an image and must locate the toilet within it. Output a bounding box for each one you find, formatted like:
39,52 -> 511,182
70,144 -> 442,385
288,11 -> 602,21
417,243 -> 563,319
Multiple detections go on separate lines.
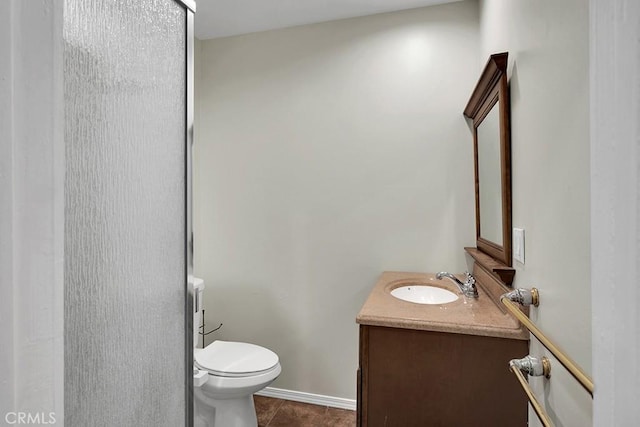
192,278 -> 281,427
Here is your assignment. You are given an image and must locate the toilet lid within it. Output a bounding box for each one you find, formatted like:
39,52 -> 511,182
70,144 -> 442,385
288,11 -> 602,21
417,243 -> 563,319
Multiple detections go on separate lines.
195,341 -> 279,377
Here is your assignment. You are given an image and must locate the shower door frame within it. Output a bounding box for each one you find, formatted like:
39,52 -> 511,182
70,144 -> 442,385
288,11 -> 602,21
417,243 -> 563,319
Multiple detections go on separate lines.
176,0 -> 196,425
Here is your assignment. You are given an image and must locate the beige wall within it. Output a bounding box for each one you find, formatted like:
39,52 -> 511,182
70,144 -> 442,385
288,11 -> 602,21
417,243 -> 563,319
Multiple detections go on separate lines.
0,0 -> 64,419
590,1 -> 640,423
480,1 -> 592,426
194,1 -> 480,399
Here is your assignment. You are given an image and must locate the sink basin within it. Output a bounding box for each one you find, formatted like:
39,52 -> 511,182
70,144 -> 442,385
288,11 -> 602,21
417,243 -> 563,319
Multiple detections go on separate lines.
390,285 -> 458,305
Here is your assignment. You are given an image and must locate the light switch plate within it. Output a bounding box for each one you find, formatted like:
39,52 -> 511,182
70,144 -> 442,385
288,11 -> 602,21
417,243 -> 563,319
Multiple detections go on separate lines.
513,228 -> 525,264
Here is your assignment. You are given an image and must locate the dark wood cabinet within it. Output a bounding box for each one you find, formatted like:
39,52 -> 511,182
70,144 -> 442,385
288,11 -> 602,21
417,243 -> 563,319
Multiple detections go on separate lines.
357,325 -> 528,427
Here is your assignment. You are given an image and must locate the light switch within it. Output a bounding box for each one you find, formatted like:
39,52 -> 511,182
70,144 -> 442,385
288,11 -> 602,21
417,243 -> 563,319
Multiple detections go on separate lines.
513,228 -> 525,264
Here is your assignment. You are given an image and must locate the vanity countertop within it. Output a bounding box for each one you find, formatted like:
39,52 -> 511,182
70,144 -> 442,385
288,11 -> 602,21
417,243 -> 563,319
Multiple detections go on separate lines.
356,271 -> 528,340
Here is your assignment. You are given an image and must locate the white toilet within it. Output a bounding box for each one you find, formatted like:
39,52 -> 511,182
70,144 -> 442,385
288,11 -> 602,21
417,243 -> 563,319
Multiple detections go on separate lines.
192,278 -> 281,427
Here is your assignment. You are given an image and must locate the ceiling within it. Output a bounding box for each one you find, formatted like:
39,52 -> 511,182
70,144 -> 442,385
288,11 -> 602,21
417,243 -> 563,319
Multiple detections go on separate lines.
194,0 -> 462,40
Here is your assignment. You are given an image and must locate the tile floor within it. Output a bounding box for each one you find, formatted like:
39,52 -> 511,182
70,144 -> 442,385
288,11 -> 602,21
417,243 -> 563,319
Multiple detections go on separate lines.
254,396 -> 356,427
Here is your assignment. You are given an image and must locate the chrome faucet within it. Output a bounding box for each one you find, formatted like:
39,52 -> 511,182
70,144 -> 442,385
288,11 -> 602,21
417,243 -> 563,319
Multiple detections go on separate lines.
436,271 -> 479,298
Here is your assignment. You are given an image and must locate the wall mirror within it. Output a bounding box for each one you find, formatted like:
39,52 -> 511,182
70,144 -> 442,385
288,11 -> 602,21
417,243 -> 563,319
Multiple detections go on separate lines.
464,52 -> 513,275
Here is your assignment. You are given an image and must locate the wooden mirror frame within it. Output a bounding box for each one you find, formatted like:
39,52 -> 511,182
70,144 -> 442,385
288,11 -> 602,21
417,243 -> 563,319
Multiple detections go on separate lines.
463,52 -> 513,280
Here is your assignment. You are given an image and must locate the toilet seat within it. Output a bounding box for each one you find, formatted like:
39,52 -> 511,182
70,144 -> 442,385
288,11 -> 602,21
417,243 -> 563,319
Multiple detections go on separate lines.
195,340 -> 279,378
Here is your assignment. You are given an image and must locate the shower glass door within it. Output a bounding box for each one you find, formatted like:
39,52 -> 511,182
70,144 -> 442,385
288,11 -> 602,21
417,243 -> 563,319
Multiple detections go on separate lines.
63,0 -> 194,425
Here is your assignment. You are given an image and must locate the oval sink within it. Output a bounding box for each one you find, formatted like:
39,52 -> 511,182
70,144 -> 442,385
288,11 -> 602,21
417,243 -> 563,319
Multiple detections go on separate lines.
390,285 -> 458,305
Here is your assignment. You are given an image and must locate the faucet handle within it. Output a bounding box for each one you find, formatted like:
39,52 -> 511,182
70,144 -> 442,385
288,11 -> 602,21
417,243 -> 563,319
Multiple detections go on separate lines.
464,271 -> 476,285
463,272 -> 479,298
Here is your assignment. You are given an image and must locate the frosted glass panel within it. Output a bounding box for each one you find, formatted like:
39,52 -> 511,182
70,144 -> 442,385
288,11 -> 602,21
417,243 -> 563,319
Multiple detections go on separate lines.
63,1 -> 186,426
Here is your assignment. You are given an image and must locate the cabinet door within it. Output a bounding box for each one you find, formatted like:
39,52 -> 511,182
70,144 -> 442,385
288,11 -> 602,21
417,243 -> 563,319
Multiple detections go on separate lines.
361,326 -> 528,427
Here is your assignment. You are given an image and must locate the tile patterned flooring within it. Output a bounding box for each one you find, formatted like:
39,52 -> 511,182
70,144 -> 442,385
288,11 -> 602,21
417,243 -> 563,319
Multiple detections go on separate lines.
254,396 -> 356,427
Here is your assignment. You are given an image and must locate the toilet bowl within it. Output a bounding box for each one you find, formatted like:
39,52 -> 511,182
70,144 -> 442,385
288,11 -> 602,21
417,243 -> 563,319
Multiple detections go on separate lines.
193,278 -> 281,427
194,341 -> 281,427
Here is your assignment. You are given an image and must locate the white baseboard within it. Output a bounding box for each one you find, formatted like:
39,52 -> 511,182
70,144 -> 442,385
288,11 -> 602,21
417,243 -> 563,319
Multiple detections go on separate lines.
255,387 -> 357,411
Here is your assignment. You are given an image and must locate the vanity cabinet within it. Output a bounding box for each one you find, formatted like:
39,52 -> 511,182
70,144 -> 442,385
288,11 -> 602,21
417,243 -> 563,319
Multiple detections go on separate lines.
356,271 -> 530,427
357,325 -> 528,426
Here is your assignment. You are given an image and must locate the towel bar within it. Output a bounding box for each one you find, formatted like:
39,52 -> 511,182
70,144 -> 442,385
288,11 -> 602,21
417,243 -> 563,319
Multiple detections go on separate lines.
501,291 -> 594,396
509,355 -> 553,427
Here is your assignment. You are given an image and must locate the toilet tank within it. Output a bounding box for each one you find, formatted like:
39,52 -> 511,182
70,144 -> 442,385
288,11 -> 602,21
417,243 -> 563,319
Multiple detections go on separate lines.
193,277 -> 205,348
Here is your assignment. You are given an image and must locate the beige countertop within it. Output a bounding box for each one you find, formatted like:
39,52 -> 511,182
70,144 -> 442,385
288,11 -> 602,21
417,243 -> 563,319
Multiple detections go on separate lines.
356,271 -> 528,340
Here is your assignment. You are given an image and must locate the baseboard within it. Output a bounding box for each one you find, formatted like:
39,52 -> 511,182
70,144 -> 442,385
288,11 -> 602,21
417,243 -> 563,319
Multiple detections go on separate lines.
255,387 -> 357,411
